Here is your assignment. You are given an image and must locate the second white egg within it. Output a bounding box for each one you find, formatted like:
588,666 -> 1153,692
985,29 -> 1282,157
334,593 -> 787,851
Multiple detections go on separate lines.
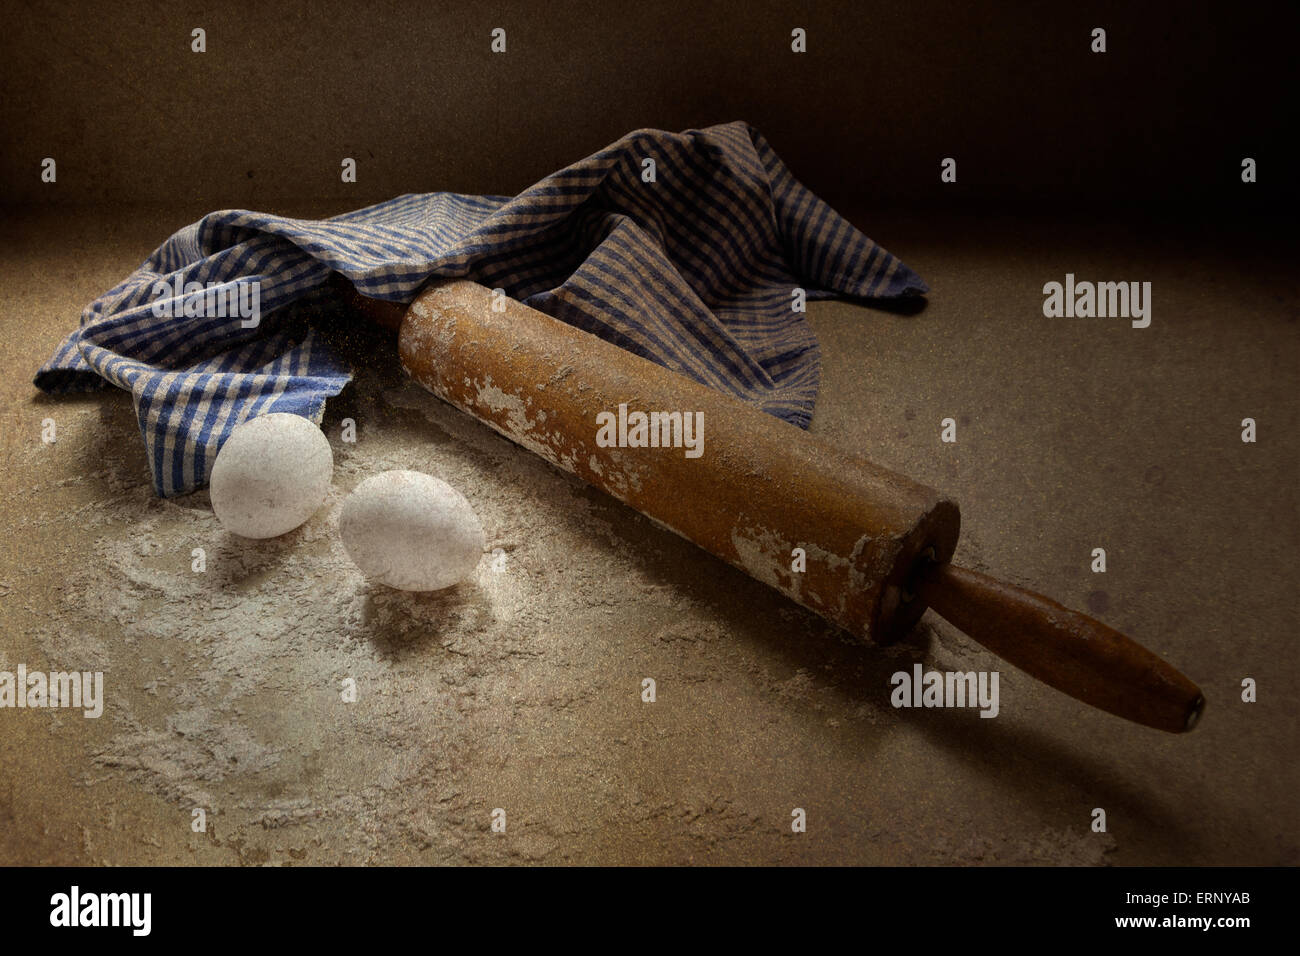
339,470 -> 485,590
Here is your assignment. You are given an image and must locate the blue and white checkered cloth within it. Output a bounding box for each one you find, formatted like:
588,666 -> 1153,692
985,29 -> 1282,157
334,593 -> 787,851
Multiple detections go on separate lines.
34,121 -> 927,497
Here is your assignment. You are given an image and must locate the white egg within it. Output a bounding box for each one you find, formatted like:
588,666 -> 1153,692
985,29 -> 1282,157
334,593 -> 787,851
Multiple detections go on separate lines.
209,413 -> 333,539
339,470 -> 485,591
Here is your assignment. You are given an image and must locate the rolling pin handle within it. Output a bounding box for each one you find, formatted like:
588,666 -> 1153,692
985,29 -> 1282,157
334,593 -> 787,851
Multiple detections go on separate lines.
913,561 -> 1205,734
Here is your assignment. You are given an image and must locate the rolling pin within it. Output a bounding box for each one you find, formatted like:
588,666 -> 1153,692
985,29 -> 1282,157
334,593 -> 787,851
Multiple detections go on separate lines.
340,277 -> 1204,733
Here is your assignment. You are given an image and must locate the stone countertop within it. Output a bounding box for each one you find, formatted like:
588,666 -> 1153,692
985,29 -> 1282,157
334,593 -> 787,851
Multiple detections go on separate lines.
0,202 -> 1294,865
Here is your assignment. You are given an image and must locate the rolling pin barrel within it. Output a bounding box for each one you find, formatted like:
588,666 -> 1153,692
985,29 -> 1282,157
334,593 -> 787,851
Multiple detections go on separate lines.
398,279 -> 960,644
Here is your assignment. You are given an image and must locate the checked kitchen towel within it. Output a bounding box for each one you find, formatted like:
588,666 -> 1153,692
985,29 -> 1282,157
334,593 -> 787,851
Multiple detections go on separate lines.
33,121 -> 927,497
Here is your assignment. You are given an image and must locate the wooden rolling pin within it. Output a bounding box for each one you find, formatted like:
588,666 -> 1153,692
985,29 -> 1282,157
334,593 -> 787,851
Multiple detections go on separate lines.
339,277 -> 1204,733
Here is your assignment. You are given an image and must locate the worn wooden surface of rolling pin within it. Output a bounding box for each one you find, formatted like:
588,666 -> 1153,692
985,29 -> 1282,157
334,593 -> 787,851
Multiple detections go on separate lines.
341,276 -> 1205,733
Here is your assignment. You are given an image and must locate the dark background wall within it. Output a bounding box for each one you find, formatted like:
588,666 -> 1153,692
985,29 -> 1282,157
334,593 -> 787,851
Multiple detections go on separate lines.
3,0 -> 1294,215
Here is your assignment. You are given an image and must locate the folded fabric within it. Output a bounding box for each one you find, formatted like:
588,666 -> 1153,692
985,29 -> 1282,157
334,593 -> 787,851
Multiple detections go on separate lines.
34,121 -> 927,497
